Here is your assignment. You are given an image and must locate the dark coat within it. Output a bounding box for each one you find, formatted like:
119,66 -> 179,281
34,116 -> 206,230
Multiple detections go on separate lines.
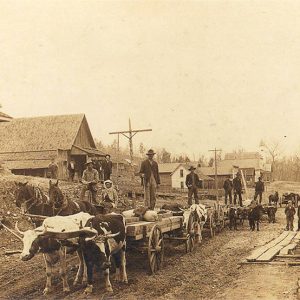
223,179 -> 233,191
102,160 -> 112,179
255,181 -> 264,192
185,173 -> 202,188
232,177 -> 242,192
139,159 -> 160,185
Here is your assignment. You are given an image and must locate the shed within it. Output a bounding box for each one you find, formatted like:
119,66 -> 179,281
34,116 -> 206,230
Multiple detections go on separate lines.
0,114 -> 104,179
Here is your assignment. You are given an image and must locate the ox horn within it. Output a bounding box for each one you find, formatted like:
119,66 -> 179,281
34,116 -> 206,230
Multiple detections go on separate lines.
15,221 -> 25,236
85,234 -> 98,242
105,232 -> 120,239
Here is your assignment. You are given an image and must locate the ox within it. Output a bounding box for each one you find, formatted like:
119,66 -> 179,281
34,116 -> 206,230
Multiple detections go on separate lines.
79,213 -> 127,294
248,204 -> 264,231
266,205 -> 277,223
182,204 -> 207,243
15,212 -> 95,294
228,206 -> 239,230
269,192 -> 279,206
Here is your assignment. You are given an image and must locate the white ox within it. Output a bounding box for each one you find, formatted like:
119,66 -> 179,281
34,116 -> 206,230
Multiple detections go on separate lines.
15,212 -> 96,295
182,204 -> 208,243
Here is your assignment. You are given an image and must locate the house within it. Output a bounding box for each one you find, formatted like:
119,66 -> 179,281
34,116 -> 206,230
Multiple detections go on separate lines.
0,114 -> 105,179
158,163 -> 214,192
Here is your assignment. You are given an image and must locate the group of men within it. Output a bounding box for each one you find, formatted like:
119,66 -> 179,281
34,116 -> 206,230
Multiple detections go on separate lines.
80,156 -> 118,207
47,154 -> 113,181
138,149 -> 204,209
68,154 -> 113,182
223,174 -> 265,206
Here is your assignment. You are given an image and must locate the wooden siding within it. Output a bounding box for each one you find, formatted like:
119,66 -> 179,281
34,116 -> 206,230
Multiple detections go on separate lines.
73,116 -> 95,149
159,174 -> 173,192
171,167 -> 188,189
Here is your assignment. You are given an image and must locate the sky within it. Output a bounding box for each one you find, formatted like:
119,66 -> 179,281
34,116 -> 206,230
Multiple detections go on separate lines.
1,0 -> 300,159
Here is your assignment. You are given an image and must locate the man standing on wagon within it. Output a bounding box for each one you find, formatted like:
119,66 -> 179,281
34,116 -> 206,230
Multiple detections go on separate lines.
233,172 -> 243,206
139,149 -> 160,210
186,166 -> 201,206
254,177 -> 264,204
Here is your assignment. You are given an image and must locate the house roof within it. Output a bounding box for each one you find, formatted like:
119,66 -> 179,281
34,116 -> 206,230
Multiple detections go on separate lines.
0,114 -> 93,153
196,170 -> 214,181
224,152 -> 262,160
200,166 -> 232,176
0,111 -> 13,122
219,158 -> 263,170
158,163 -> 182,173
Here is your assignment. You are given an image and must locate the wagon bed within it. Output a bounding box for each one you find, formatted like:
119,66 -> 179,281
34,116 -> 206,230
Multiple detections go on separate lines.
125,214 -> 197,274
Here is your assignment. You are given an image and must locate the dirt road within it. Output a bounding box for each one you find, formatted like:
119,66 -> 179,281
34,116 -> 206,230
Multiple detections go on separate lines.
0,181 -> 300,299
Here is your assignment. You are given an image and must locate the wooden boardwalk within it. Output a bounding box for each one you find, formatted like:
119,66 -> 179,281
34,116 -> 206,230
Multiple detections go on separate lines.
246,231 -> 300,262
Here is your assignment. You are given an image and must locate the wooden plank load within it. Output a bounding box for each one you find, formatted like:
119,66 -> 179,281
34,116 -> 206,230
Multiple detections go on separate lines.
126,216 -> 182,240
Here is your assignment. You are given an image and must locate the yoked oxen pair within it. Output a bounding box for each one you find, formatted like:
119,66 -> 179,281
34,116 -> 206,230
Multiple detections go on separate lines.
182,204 -> 208,243
228,206 -> 248,230
15,212 -> 127,295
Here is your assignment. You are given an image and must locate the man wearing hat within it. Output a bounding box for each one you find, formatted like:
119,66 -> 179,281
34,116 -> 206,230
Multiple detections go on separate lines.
233,172 -> 243,206
223,176 -> 233,205
139,149 -> 160,210
185,166 -> 201,205
102,154 -> 113,181
254,176 -> 264,204
80,158 -> 99,203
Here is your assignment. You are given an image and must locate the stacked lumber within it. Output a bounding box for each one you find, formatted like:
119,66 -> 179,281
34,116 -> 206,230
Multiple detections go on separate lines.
246,231 -> 298,262
126,216 -> 182,240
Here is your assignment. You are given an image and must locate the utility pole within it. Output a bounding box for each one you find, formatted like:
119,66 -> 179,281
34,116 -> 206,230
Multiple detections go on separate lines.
109,118 -> 152,164
109,119 -> 152,208
208,148 -> 222,202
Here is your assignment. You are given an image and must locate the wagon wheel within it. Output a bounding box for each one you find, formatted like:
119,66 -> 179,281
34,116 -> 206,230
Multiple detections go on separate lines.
185,213 -> 198,253
209,213 -> 216,238
148,225 -> 164,274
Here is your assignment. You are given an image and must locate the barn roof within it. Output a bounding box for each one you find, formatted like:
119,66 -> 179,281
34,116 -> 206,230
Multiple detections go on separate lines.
0,114 -> 93,153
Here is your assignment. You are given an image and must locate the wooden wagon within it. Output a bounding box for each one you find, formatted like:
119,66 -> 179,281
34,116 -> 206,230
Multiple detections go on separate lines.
203,202 -> 227,237
125,212 -> 200,274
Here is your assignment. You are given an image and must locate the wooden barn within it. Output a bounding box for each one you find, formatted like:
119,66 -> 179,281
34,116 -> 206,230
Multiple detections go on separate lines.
0,114 -> 104,179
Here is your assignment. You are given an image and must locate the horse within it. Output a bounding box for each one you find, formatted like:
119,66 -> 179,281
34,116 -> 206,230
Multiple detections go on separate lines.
48,180 -> 97,216
248,204 -> 263,231
14,182 -> 54,224
269,192 -> 279,206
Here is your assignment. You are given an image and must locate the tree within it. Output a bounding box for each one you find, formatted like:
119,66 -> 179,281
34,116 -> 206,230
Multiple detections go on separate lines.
94,138 -> 104,150
208,157 -> 214,167
139,143 -> 145,158
160,148 -> 171,163
261,139 -> 283,180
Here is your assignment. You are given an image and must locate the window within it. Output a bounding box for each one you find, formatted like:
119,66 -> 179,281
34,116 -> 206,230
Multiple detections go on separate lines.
180,169 -> 184,177
181,181 -> 184,189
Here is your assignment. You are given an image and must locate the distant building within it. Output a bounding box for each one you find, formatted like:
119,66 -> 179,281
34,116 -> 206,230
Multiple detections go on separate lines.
200,151 -> 272,188
158,163 -> 214,192
0,114 -> 105,179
